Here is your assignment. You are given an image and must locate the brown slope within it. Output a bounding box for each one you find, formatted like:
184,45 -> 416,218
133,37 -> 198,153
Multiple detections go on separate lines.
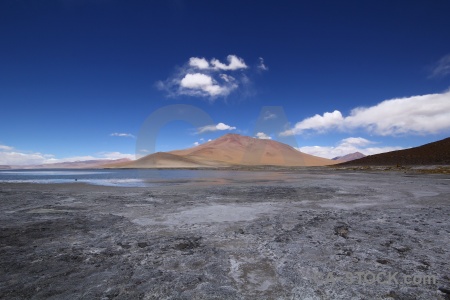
339,137 -> 450,166
103,152 -> 217,168
170,133 -> 337,167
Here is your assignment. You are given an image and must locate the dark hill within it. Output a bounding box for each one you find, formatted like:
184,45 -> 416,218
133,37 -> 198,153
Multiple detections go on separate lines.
338,137 -> 450,166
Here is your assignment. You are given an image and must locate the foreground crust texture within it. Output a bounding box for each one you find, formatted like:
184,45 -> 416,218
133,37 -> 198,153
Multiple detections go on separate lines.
0,170 -> 449,299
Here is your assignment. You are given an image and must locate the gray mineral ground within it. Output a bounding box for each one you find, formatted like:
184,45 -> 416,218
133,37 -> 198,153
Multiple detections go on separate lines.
0,169 -> 449,299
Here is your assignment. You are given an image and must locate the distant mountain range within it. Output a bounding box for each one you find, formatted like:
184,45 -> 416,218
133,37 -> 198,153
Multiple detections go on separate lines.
106,133 -> 338,168
2,158 -> 131,170
3,136 -> 448,170
338,137 -> 450,166
332,152 -> 366,162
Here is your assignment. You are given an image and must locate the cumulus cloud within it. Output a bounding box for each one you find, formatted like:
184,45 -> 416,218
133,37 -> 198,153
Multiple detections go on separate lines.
197,122 -> 237,133
180,73 -> 232,97
157,54 -> 260,100
210,55 -> 248,70
110,133 -> 135,138
189,57 -> 209,69
187,55 -> 247,71
281,111 -> 344,136
281,91 -> 450,136
0,144 -> 133,166
429,53 -> 450,78
193,142 -> 200,146
255,132 -> 272,139
297,137 -> 403,159
216,123 -> 236,130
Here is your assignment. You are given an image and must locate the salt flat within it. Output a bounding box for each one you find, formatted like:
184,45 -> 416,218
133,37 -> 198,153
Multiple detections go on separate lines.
0,169 -> 449,299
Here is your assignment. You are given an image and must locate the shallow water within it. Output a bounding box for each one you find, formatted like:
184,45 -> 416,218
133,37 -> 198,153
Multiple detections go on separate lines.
0,169 -> 282,187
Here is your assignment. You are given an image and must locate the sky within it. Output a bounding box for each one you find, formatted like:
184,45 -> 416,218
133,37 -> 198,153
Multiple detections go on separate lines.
1,0 -> 450,165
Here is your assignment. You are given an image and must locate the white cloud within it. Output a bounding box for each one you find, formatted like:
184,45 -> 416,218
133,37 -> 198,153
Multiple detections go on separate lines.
110,133 -> 135,138
0,144 -> 133,166
297,137 -> 403,159
189,57 -> 209,69
180,73 -> 233,97
157,54 -> 254,100
255,132 -> 272,139
340,137 -> 372,147
281,110 -> 344,135
258,57 -> 268,71
282,91 -> 450,136
0,145 -> 14,151
0,151 -> 52,166
197,122 -> 237,133
210,55 -> 248,70
216,122 -> 236,130
429,53 -> 450,78
193,142 -> 200,146
188,55 -> 247,71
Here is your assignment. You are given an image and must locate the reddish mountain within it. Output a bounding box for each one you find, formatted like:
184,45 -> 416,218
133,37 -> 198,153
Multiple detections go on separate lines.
108,133 -> 337,168
107,152 -> 209,168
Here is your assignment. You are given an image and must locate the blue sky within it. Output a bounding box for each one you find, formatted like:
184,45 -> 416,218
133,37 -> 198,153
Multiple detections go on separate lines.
1,0 -> 450,164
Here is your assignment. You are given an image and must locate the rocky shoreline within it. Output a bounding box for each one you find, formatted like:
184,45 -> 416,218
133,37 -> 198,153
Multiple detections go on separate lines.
1,169 -> 449,299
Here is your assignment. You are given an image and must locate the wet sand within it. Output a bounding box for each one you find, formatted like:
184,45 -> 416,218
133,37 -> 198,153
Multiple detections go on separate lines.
1,169 -> 449,299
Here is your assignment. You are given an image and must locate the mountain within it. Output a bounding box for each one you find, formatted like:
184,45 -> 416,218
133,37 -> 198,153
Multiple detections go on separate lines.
332,152 -> 366,162
106,152 -> 214,168
11,158 -> 131,169
169,134 -> 336,166
107,133 -> 338,168
338,137 -> 450,166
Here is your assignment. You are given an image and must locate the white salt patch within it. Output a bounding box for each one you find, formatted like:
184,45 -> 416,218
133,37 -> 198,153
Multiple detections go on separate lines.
247,271 -> 273,291
27,208 -> 74,214
124,204 -> 153,207
410,191 -> 439,197
229,257 -> 242,284
132,203 -> 278,226
318,202 -> 375,210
